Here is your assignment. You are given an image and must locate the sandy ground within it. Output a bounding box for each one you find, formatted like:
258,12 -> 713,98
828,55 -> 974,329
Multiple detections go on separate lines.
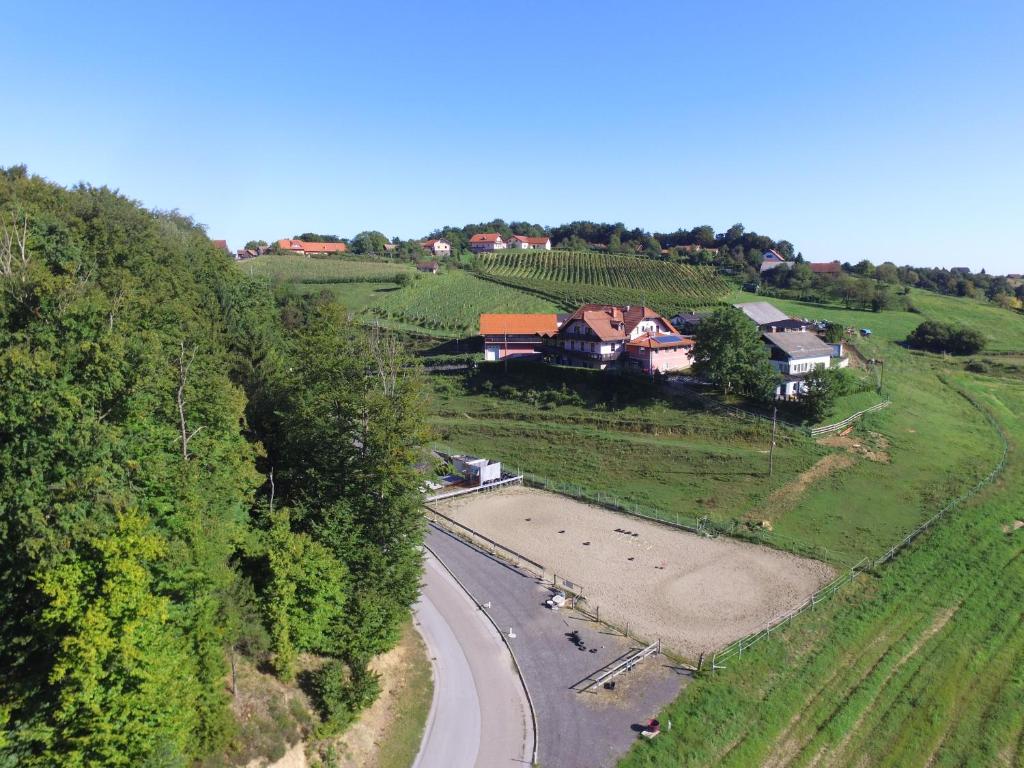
433,487 -> 835,659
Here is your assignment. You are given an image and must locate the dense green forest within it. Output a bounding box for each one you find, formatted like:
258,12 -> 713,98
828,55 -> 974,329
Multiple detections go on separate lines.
0,166 -> 429,766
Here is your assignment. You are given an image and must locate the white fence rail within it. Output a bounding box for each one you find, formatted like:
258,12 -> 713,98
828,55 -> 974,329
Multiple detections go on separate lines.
809,400 -> 891,437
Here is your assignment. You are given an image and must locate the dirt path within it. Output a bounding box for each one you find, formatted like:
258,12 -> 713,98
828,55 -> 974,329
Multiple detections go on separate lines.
762,453 -> 856,521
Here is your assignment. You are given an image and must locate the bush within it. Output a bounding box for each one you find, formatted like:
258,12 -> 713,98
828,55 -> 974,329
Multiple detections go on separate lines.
966,359 -> 991,373
907,320 -> 986,355
310,659 -> 381,737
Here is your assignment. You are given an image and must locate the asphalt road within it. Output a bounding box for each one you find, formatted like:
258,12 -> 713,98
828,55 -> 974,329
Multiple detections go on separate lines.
412,549 -> 533,768
426,524 -> 689,768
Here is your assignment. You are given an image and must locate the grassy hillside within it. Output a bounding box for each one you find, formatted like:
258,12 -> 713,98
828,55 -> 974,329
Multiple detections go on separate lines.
239,253 -> 414,283
618,364 -> 1023,768
477,249 -> 730,313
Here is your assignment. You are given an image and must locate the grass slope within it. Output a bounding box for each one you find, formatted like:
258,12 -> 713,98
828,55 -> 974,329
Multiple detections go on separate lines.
238,253 -> 414,283
617,365 -> 1023,768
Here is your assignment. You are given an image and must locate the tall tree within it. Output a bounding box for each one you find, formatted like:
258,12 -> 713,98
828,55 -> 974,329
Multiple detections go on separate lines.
693,307 -> 779,399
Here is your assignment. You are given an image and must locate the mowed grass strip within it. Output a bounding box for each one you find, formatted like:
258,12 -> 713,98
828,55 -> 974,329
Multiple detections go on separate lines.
616,369 -> 1024,768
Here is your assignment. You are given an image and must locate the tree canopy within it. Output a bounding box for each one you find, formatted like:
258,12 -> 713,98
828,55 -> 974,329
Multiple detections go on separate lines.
0,167 -> 429,764
693,307 -> 779,399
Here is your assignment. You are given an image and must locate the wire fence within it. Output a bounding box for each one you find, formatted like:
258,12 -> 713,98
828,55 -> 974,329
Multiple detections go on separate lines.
711,381 -> 1009,672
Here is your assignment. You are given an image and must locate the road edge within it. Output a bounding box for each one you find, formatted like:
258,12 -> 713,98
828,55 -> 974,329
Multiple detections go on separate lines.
423,537 -> 539,767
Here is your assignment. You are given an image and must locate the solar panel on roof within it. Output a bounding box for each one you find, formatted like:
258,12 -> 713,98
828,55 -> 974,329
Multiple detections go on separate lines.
655,334 -> 683,343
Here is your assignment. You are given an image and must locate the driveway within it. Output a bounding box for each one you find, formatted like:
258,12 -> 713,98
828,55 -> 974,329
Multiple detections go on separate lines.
412,549 -> 533,768
426,524 -> 689,768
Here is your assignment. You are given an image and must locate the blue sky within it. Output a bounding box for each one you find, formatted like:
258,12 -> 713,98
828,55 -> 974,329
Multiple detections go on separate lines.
5,1 -> 1022,272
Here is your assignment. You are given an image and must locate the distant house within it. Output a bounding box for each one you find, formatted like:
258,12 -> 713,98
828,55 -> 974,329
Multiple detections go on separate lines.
763,331 -> 835,376
809,261 -> 842,276
951,267 -> 971,275
669,312 -> 706,334
212,239 -> 231,255
383,242 -> 400,253
480,313 -> 561,361
420,238 -> 452,257
678,244 -> 719,255
549,304 -> 684,371
416,260 -> 439,274
468,233 -> 506,252
759,249 -> 789,274
508,235 -> 552,250
733,301 -> 791,328
277,238 -> 348,256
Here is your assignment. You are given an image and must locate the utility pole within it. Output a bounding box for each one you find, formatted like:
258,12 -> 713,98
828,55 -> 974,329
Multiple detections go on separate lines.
768,406 -> 778,478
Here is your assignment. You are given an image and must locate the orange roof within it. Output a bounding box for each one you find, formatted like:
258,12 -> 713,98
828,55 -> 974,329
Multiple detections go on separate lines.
470,233 -> 502,243
510,235 -> 550,245
560,304 -> 676,341
278,239 -> 347,253
479,313 -> 559,336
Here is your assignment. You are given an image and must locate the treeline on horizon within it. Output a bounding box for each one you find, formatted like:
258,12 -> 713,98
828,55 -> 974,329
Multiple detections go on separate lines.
287,219 -> 1022,307
0,165 -> 429,765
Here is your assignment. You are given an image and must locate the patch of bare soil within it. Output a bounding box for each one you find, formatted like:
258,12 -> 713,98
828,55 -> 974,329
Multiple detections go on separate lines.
1002,520 -> 1024,534
819,430 -> 891,463
764,453 -> 856,518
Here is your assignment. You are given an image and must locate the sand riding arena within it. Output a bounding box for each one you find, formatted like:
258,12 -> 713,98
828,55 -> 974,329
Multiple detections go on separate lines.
430,486 -> 835,659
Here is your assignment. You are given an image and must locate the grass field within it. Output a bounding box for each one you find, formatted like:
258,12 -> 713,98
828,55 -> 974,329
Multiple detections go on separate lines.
477,249 -> 730,314
239,253 -> 414,283
368,270 -> 560,336
618,365 -> 1023,768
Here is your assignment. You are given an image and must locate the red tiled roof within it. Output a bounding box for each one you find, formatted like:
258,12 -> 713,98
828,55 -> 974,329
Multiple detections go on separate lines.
277,239 -> 347,253
510,235 -> 550,245
559,304 -> 677,342
469,233 -> 502,243
809,261 -> 842,274
479,313 -> 559,336
212,239 -> 229,251
762,249 -> 786,262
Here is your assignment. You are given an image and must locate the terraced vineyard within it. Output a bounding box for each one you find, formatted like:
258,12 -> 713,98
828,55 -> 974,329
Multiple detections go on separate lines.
477,250 -> 730,313
368,270 -> 559,336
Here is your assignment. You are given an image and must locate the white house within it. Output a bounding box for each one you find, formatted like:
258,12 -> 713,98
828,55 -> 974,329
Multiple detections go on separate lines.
508,235 -> 552,250
469,233 -> 506,252
762,331 -> 835,375
420,238 -> 451,257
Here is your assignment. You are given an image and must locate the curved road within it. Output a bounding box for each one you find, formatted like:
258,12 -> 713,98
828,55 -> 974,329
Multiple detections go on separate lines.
412,550 -> 533,768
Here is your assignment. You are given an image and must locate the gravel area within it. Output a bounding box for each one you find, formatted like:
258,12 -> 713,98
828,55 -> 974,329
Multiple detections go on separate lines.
433,486 -> 835,658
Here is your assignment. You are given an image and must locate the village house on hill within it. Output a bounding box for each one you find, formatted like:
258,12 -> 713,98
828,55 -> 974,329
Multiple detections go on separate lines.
469,233 -> 506,252
508,235 -> 552,250
212,239 -> 231,255
277,238 -> 348,256
480,304 -> 695,374
734,301 -> 849,399
759,250 -> 844,277
420,238 -> 451,257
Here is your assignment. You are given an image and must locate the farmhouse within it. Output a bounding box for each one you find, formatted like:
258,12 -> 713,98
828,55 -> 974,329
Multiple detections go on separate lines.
468,233 -> 507,252
420,238 -> 451,257
480,313 -> 561,361
734,301 -> 791,328
548,304 -> 689,372
416,260 -> 439,274
212,239 -> 231,255
276,238 -> 348,256
508,235 -> 552,250
759,249 -> 788,273
670,311 -> 706,334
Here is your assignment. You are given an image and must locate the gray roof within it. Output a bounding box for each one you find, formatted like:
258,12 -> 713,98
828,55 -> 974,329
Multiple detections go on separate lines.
762,331 -> 834,359
734,301 -> 790,326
